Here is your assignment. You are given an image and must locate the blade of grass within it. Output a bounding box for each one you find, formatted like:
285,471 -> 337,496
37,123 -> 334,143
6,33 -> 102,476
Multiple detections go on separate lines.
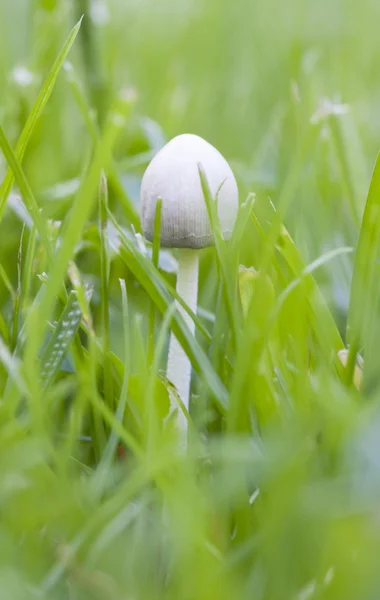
76,1 -> 107,125
0,17 -> 83,223
88,329 -> 107,462
0,337 -> 30,398
258,217 -> 345,371
274,246 -> 354,317
198,164 -> 239,349
0,263 -> 15,300
21,225 -> 37,309
227,270 -> 275,433
39,291 -> 83,389
230,193 -> 256,250
145,302 -> 177,455
346,153 -> 380,386
88,387 -> 142,460
0,125 -> 54,260
147,198 -> 162,366
92,279 -> 131,498
11,227 -> 24,351
67,262 -> 93,334
98,172 -> 113,410
271,245 -> 353,383
0,314 -> 9,346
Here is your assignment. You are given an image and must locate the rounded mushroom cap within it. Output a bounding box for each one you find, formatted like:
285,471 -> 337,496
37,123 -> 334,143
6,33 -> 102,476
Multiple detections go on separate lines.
140,134 -> 239,249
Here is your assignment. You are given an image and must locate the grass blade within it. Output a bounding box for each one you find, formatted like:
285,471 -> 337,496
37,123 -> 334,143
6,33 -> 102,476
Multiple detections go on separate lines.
0,17 -> 83,222
10,228 -> 24,352
198,164 -> 239,348
21,226 -> 37,310
0,125 -> 53,259
147,198 -> 162,366
346,153 -> 380,386
0,337 -> 30,398
40,291 -> 82,388
275,224 -> 345,361
98,173 -> 113,409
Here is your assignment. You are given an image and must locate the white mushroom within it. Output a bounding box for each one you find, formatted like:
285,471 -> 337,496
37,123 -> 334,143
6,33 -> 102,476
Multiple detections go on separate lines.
140,133 -> 238,433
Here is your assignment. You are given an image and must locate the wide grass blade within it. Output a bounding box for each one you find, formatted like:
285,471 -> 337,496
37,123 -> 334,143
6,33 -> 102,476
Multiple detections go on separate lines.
346,153 -> 380,387
275,224 -> 345,364
40,291 -> 83,388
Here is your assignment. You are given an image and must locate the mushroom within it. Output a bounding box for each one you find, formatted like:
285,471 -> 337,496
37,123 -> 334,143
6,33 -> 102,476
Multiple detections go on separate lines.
140,133 -> 238,432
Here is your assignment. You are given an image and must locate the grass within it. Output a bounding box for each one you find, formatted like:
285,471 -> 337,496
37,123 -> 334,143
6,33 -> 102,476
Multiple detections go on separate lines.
1,0 -> 380,598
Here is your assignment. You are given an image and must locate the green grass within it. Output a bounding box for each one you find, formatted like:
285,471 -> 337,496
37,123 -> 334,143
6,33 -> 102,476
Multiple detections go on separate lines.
1,1 -> 380,598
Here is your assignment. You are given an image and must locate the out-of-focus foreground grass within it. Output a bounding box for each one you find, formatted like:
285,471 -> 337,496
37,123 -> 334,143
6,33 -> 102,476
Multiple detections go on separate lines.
1,0 -> 380,598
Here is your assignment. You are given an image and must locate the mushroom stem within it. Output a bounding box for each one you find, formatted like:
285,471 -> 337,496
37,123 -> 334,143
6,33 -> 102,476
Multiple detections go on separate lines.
167,248 -> 199,431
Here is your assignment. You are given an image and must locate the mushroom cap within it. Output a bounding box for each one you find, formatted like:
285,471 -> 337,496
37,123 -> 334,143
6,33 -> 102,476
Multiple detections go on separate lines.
140,134 -> 239,249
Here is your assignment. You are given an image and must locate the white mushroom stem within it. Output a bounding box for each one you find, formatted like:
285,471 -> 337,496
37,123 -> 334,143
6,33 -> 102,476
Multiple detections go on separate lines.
167,248 -> 199,432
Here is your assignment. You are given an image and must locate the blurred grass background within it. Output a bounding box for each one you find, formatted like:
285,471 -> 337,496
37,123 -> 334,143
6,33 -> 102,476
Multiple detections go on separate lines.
1,1 -> 380,599
1,0 -> 379,318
